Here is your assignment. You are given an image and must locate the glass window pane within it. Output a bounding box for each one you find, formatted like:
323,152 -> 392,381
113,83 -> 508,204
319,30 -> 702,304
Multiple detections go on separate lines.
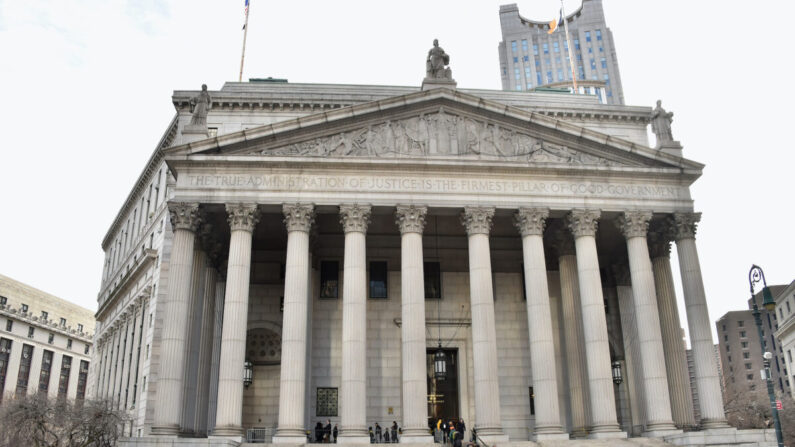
320,261 -> 339,299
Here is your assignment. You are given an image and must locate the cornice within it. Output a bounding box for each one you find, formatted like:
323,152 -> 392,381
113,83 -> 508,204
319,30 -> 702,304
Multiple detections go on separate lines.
0,304 -> 94,342
96,249 -> 157,320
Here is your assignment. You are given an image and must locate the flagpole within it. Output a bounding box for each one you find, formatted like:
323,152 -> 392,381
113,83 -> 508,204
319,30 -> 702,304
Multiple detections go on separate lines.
561,0 -> 578,94
239,1 -> 250,82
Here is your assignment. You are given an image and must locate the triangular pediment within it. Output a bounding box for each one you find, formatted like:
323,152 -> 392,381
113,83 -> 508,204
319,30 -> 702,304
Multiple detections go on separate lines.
165,88 -> 703,172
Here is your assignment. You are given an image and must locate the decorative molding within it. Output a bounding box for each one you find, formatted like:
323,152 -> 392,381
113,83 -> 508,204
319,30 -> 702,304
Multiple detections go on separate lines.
168,202 -> 202,232
514,207 -> 549,237
226,203 -> 260,232
260,110 -> 622,166
616,210 -> 652,239
339,204 -> 372,233
282,203 -> 315,233
566,209 -> 601,238
461,206 -> 495,235
672,212 -> 701,241
395,205 -> 428,234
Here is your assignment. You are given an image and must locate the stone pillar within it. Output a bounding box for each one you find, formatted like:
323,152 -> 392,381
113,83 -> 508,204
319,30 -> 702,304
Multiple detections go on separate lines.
617,211 -> 678,436
182,245 -> 207,434
555,231 -> 589,437
614,265 -> 645,436
337,204 -> 371,444
461,207 -> 508,443
152,202 -> 201,436
212,203 -> 260,441
515,208 -> 567,440
566,210 -> 625,439
274,204 -> 315,444
649,226 -> 696,428
395,205 -> 433,443
195,240 -> 220,435
672,212 -> 728,429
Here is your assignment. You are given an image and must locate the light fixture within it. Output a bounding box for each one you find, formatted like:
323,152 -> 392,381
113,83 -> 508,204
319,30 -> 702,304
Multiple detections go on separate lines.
434,344 -> 447,381
611,361 -> 623,385
762,287 -> 776,312
243,361 -> 253,388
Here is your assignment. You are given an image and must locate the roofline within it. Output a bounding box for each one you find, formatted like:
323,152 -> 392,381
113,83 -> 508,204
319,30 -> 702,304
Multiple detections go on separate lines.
502,1 -> 586,27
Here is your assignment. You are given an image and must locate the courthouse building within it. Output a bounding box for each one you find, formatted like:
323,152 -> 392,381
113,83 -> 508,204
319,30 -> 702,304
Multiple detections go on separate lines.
95,45 -> 774,446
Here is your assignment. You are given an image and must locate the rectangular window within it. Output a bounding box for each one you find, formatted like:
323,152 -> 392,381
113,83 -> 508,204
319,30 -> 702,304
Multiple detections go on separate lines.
585,31 -> 592,42
601,57 -> 607,69
522,55 -> 529,62
514,67 -> 521,80
77,324 -> 83,333
511,40 -> 517,53
526,82 -> 533,90
38,350 -> 53,394
543,43 -> 549,54
553,41 -> 560,53
16,344 -> 34,396
555,56 -> 562,65
524,66 -> 531,79
728,355 -> 732,362
557,68 -> 564,81
789,350 -> 793,363
746,374 -> 753,381
529,387 -> 535,415
781,308 -> 785,319
788,301 -> 792,313
743,352 -> 750,359
596,29 -> 602,41
745,363 -> 752,370
724,335 -> 728,342
590,58 -> 596,70
740,331 -> 746,338
76,360 -> 89,401
21,304 -> 28,313
5,320 -> 11,332
513,56 -> 518,63
84,344 -> 90,355
536,72 -> 542,85
28,327 -> 34,338
0,296 -> 6,305
578,66 -> 585,79
58,355 -> 72,398
41,311 -> 48,321
48,333 -> 54,344
741,341 -> 748,348
320,261 -> 339,299
0,338 -> 11,403
533,44 -> 538,55
424,262 -> 442,299
574,39 -> 580,50
515,85 -> 521,91
317,387 -> 338,417
738,320 -> 745,327
67,339 -> 72,350
599,46 -> 604,52
369,261 -> 388,299
60,318 -> 66,327
546,71 -> 553,83
521,39 -> 528,53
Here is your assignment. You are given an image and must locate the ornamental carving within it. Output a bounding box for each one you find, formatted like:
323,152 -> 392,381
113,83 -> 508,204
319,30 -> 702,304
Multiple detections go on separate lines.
671,212 -> 701,241
339,204 -> 372,233
616,210 -> 652,239
566,209 -> 601,238
168,202 -> 202,232
648,220 -> 673,258
514,208 -> 549,236
226,203 -> 260,232
260,109 -> 620,166
395,205 -> 428,234
283,203 -> 315,233
199,224 -> 225,268
461,207 -> 495,235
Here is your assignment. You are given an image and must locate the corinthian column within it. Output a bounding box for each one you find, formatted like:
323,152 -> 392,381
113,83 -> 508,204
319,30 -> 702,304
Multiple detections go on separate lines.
566,210 -> 625,439
649,225 -> 695,428
212,203 -> 260,441
152,202 -> 202,436
395,205 -> 433,443
672,212 -> 728,428
337,204 -> 371,444
515,209 -> 567,440
274,204 -> 315,444
616,211 -> 678,435
461,207 -> 507,443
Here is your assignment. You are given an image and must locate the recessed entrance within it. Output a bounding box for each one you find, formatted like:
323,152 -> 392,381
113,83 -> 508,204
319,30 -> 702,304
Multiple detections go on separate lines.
427,347 -> 459,428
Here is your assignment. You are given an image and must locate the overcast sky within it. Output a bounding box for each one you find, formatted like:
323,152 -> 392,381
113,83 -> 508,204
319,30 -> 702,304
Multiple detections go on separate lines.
0,1 -> 792,343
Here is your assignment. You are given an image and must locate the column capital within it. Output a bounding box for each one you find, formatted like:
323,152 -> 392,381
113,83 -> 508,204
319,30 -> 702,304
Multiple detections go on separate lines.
283,203 -> 315,233
566,209 -> 601,238
199,223 -> 225,268
168,202 -> 202,232
514,207 -> 549,237
339,204 -> 372,233
226,203 -> 260,232
616,210 -> 652,239
395,205 -> 427,234
648,220 -> 673,259
461,206 -> 495,235
671,212 -> 701,241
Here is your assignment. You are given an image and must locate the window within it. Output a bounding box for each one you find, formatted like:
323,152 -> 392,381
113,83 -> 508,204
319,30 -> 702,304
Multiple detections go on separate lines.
513,56 -> 518,63
726,344 -> 731,351
553,41 -> 559,53
743,352 -> 750,359
788,301 -> 792,314
16,344 -> 34,396
521,39 -> 528,53
67,339 -> 72,350
41,311 -> 48,321
529,387 -> 535,415
369,261 -> 388,299
585,31 -> 592,42
424,262 -> 442,299
48,333 -> 54,344
723,324 -> 727,331
557,69 -> 564,81
524,66 -> 531,80
28,327 -> 34,338
543,43 -> 549,54
84,344 -> 90,355
76,360 -> 89,401
60,318 -> 66,327
745,363 -> 752,370
596,29 -> 603,41
728,355 -> 732,362
320,261 -> 339,299
58,356 -> 72,398
740,331 -> 746,338
724,335 -> 728,342
781,308 -> 785,319
555,56 -> 561,65
574,39 -> 580,50
590,58 -> 596,70
533,44 -> 538,55
39,350 -> 53,393
77,324 -> 83,333
5,320 -> 11,332
514,67 -> 520,80
21,304 -> 28,313
599,46 -> 604,52
0,338 -> 12,404
546,71 -> 553,83
0,296 -> 6,305
601,57 -> 607,69
317,387 -> 338,417
790,350 -> 793,363
511,41 -> 517,53
747,374 -> 754,381
588,46 -> 593,54
536,72 -> 542,85
522,55 -> 529,62
738,320 -> 745,327
741,341 -> 748,348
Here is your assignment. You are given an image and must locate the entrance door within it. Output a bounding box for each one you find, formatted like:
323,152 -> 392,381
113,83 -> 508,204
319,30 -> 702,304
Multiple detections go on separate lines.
427,348 -> 459,428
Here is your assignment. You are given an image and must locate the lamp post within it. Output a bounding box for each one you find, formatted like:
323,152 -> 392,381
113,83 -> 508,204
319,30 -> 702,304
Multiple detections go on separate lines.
243,360 -> 253,388
749,264 -> 783,447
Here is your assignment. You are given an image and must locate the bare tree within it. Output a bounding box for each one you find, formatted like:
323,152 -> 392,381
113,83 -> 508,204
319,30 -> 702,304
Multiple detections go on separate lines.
724,387 -> 795,445
0,395 -> 128,447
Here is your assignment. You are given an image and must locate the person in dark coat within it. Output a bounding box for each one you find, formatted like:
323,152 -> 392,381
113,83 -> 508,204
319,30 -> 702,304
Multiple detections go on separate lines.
315,422 -> 324,443
325,420 -> 332,443
384,429 -> 390,443
333,424 -> 338,443
375,423 -> 382,442
391,421 -> 398,443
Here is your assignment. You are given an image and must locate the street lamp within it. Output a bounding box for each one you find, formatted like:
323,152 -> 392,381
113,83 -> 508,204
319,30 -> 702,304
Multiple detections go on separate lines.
434,344 -> 447,381
749,264 -> 783,447
611,361 -> 623,385
243,360 -> 253,388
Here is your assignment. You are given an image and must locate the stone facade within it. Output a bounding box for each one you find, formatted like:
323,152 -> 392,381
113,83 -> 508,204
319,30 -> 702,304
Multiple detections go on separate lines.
93,79 -> 776,447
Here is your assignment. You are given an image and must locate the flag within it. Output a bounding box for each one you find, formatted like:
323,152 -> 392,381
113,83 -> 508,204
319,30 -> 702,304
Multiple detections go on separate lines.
547,8 -> 563,34
244,0 -> 249,15
243,0 -> 249,29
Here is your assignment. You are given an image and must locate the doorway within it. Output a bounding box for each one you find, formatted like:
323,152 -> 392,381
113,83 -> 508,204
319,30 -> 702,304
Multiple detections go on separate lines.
427,347 -> 460,428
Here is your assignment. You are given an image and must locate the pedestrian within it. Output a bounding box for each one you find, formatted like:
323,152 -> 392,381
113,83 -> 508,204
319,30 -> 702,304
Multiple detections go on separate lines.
384,429 -> 390,443
333,424 -> 338,443
325,420 -> 332,443
369,427 -> 374,444
315,422 -> 324,443
391,421 -> 398,443
375,423 -> 382,443
442,421 -> 450,444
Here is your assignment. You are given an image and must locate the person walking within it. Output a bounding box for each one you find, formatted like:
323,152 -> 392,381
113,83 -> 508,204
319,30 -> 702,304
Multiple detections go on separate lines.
315,422 -> 324,443
391,421 -> 398,443
325,420 -> 332,443
333,424 -> 338,443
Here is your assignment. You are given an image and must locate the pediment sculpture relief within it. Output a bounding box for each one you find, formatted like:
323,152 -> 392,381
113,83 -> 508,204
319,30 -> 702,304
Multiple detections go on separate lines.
261,109 -> 621,166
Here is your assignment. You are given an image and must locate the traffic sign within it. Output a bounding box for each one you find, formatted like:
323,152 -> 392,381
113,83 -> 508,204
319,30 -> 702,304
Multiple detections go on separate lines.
776,400 -> 783,410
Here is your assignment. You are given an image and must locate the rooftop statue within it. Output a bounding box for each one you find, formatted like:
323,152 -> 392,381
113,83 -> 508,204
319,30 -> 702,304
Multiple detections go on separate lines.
189,84 -> 212,127
426,39 -> 452,80
651,99 -> 674,145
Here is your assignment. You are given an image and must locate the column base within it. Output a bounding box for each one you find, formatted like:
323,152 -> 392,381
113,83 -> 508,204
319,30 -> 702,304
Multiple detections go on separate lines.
643,428 -> 683,438
663,427 -> 778,446
399,435 -> 434,443
210,425 -> 245,444
336,435 -> 371,444
150,424 -> 180,436
587,427 -> 627,440
700,418 -> 731,429
532,432 -> 570,441
272,434 -> 308,444
120,437 -> 241,447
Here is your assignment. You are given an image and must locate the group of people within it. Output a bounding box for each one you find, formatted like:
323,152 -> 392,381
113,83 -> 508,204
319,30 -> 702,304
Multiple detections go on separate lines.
313,420 -> 338,443
369,421 -> 400,443
435,419 -> 466,447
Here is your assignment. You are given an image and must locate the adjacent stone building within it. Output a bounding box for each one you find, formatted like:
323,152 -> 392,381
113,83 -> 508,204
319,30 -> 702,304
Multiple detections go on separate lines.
498,0 -> 624,104
0,273 -> 94,403
773,280 -> 795,399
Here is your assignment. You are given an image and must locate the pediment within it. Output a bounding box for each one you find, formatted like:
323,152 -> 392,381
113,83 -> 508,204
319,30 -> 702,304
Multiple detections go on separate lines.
167,88 -> 703,172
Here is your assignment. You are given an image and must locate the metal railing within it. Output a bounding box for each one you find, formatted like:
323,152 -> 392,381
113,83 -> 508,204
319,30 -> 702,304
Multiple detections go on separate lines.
246,427 -> 275,443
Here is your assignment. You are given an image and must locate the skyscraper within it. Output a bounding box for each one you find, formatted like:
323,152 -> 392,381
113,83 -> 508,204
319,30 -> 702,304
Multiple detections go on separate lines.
498,0 -> 625,105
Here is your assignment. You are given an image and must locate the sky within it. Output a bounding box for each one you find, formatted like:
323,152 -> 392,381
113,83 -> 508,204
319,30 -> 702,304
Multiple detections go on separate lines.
0,0 -> 792,344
